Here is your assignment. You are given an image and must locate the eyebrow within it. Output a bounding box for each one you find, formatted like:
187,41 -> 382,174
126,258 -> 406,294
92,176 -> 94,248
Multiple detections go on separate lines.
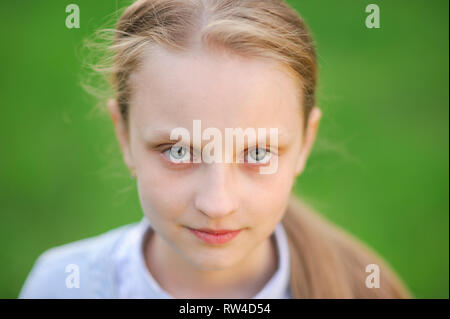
141,127 -> 292,149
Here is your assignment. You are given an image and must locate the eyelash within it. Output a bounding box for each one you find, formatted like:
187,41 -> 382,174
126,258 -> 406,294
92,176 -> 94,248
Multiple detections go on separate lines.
159,145 -> 276,166
160,145 -> 196,164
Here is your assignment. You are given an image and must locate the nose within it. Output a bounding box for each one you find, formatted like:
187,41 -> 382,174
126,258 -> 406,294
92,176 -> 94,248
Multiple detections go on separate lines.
194,163 -> 239,219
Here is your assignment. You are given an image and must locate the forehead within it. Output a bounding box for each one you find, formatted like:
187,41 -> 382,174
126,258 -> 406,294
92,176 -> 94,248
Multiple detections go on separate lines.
128,45 -> 303,134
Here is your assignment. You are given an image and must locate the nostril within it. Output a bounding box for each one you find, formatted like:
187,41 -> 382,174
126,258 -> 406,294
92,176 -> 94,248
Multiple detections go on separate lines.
194,195 -> 239,218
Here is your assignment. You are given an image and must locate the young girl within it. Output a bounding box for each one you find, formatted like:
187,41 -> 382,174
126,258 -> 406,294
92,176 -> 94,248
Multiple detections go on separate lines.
20,0 -> 411,298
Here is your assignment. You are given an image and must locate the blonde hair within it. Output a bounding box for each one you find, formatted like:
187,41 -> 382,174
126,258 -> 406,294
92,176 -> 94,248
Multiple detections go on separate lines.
91,0 -> 411,298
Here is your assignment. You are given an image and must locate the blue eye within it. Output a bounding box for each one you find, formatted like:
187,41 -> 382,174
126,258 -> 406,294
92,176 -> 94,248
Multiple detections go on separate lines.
163,145 -> 191,163
246,148 -> 272,164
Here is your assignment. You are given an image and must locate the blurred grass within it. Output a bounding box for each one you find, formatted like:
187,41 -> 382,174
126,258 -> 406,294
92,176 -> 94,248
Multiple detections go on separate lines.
0,0 -> 448,298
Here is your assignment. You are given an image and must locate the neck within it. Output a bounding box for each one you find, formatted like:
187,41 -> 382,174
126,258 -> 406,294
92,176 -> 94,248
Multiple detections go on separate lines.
143,229 -> 278,298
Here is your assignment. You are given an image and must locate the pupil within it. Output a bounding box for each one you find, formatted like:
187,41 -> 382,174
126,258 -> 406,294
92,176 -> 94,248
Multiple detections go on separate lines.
171,146 -> 185,159
253,149 -> 265,161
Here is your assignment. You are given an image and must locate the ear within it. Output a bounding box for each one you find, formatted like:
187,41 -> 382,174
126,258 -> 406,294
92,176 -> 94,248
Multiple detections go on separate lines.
107,99 -> 135,174
294,107 -> 322,177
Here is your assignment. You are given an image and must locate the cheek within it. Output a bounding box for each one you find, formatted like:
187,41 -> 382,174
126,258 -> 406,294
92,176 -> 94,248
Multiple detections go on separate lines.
251,154 -> 296,197
135,153 -> 191,223
243,163 -> 295,227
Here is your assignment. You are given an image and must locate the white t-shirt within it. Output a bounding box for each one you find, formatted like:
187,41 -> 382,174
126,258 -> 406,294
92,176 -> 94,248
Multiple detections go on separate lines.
112,216 -> 292,298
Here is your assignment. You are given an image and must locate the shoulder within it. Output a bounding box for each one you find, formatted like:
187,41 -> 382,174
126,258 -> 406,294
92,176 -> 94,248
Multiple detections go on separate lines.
19,222 -> 139,299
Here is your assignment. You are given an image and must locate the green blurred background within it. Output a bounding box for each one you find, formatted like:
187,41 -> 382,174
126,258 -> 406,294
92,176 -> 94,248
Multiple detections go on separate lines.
0,0 -> 448,298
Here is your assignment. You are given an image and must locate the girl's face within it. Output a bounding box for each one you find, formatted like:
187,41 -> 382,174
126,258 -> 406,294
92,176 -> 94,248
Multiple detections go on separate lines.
109,45 -> 321,270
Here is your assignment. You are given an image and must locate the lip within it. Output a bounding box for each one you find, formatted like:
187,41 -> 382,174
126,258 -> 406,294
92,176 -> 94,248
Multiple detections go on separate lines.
187,227 -> 242,244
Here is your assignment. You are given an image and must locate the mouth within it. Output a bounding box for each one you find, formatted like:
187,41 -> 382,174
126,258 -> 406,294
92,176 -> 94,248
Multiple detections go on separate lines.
186,227 -> 242,245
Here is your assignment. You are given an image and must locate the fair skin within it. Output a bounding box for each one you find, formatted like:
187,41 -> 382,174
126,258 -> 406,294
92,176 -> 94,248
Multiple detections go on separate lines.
108,45 -> 321,298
